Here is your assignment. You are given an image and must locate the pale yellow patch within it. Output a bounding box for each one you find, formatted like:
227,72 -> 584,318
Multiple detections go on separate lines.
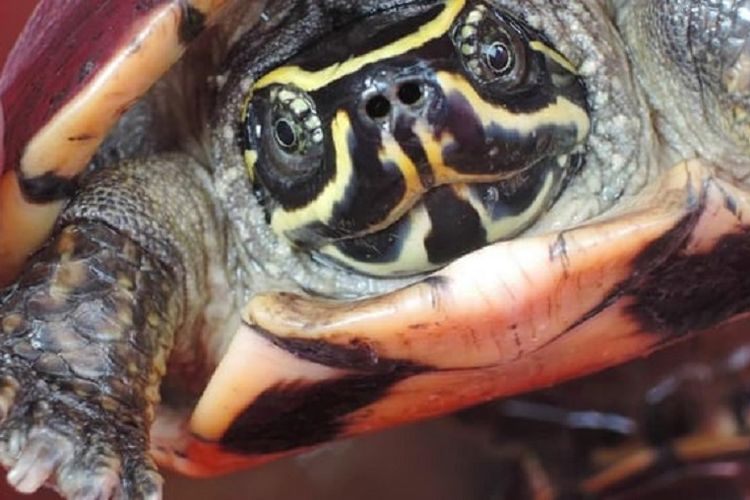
319,204 -> 435,276
460,169 -> 556,242
243,149 -> 258,182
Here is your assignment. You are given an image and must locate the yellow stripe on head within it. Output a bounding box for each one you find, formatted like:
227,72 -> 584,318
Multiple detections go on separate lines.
372,136 -> 425,230
271,110 -> 354,237
244,150 -> 258,182
436,71 -> 591,142
253,0 -> 467,92
318,204 -> 435,276
529,40 -> 578,74
462,170 -> 556,242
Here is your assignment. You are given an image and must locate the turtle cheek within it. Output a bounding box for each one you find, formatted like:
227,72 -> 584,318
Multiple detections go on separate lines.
408,72 -> 589,184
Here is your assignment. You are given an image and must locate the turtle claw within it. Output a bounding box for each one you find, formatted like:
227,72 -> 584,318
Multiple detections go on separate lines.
0,383 -> 163,500
58,453 -> 161,500
7,429 -> 71,494
61,464 -> 122,500
55,445 -> 161,500
56,443 -> 124,500
129,465 -> 164,500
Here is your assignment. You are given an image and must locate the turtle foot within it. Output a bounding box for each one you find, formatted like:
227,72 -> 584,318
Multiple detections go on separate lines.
0,370 -> 163,500
0,221 -> 181,499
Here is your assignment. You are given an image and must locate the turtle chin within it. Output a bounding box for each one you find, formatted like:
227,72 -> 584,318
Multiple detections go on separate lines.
315,151 -> 583,278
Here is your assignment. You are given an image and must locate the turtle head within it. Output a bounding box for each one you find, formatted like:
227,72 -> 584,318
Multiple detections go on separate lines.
242,0 -> 590,277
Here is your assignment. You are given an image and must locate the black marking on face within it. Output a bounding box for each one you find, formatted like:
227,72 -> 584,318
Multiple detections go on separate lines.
18,172 -> 78,203
328,132 -> 408,237
330,213 -> 412,265
424,186 -> 486,264
179,4 -> 206,43
393,119 -> 436,188
295,4 -> 446,73
438,91 -> 579,175
220,367 -> 426,454
472,158 -> 556,221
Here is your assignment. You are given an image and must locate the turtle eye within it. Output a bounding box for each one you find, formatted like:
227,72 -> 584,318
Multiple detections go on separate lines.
484,41 -> 512,74
453,3 -> 528,87
242,84 -> 329,210
273,118 -> 300,151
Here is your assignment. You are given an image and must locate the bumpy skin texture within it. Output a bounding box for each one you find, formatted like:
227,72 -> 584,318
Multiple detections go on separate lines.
0,157 -> 219,497
617,0 -> 750,180
0,222 -> 174,498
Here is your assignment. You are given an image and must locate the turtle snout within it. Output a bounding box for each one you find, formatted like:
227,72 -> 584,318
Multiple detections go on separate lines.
356,69 -> 443,132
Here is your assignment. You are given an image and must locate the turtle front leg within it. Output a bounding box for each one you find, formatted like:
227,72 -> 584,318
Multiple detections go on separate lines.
0,222 -> 176,498
0,156 -> 220,498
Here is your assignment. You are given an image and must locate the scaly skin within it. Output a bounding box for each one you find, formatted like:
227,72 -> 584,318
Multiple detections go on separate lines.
617,0 -> 750,182
0,157 -> 221,498
0,222 -> 175,498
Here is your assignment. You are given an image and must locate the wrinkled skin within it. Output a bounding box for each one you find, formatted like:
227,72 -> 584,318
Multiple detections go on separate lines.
2,1 -> 750,499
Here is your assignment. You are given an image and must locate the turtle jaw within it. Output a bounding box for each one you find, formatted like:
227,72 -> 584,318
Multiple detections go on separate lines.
173,160 -> 750,476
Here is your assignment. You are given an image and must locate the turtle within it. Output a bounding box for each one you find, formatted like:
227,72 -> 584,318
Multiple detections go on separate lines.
1,0 -> 750,498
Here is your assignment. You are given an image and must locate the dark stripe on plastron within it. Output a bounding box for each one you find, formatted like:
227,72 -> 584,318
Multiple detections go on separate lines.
560,180 -> 750,340
221,276 -> 448,454
628,226 -> 750,336
423,186 -> 486,265
558,212 -> 700,339
179,3 -> 206,43
18,172 -> 78,203
220,368 -> 421,454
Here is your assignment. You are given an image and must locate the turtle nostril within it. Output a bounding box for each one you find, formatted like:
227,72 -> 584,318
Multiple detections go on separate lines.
365,95 -> 392,119
398,82 -> 423,105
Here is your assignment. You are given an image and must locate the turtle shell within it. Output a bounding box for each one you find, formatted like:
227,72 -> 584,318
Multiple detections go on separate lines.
0,0 -> 238,286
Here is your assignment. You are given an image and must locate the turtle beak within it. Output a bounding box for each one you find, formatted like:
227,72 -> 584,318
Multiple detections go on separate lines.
182,160 -> 750,475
